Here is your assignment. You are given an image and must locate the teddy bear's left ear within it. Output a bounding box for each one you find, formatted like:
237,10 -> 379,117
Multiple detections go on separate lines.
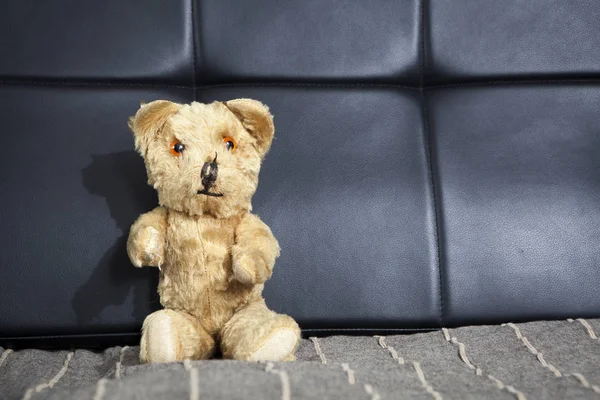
128,100 -> 181,157
224,99 -> 275,156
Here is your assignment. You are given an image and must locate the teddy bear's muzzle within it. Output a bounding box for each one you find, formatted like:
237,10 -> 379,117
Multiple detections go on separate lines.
198,153 -> 223,197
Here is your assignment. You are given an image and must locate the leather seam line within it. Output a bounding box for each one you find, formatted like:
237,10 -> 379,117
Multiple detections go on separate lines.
0,79 -> 419,91
190,0 -> 198,101
421,90 -> 444,327
419,0 -> 427,88
419,0 -> 444,327
194,82 -> 420,91
302,328 -> 436,332
424,78 -> 600,89
2,79 -> 600,90
0,333 -> 142,340
419,0 -> 444,326
0,79 -> 193,89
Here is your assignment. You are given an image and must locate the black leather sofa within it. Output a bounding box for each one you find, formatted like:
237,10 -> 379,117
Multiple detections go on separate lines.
1,1 -> 600,399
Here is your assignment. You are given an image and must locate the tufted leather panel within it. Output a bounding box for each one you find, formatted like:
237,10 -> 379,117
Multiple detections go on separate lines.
426,0 -> 600,84
427,84 -> 600,325
194,0 -> 422,85
2,0 -> 600,345
0,0 -> 194,84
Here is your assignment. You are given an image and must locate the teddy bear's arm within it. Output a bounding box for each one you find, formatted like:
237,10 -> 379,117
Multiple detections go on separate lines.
127,207 -> 168,268
231,213 -> 281,285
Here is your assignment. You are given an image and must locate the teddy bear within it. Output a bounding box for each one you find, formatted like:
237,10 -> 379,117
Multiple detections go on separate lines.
126,98 -> 300,363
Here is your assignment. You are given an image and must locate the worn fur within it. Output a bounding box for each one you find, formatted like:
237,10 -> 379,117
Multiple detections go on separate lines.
127,99 -> 300,363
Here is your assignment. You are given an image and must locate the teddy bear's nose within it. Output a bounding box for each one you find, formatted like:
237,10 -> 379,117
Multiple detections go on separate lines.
201,153 -> 219,189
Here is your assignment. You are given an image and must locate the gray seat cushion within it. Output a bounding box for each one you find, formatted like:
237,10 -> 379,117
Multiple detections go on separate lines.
2,319 -> 600,399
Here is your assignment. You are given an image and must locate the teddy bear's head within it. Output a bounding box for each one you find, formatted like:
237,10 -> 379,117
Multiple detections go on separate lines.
128,99 -> 275,218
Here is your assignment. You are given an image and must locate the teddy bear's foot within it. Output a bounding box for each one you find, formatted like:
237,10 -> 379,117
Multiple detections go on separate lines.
221,300 -> 300,362
140,309 -> 215,364
247,328 -> 299,362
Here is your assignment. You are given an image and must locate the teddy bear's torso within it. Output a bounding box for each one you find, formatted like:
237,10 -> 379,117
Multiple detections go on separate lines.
158,210 -> 263,335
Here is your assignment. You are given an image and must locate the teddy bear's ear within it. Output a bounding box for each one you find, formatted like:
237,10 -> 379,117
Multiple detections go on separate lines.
128,100 -> 181,156
224,99 -> 275,156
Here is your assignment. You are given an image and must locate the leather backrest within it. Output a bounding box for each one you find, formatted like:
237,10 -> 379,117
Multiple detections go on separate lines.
1,0 -> 599,345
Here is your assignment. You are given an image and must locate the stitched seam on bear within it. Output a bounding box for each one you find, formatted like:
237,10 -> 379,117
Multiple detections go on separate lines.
162,208 -> 171,276
197,223 -> 213,332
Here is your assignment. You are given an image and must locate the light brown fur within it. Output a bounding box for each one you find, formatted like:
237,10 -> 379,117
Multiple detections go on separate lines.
127,99 -> 300,363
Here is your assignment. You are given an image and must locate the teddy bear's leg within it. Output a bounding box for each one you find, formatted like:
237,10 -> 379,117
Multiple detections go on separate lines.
140,309 -> 215,363
220,300 -> 300,362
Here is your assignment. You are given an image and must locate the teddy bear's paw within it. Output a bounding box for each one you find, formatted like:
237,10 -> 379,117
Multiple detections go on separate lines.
248,328 -> 299,362
232,256 -> 256,285
140,312 -> 179,363
232,251 -> 272,285
129,226 -> 164,268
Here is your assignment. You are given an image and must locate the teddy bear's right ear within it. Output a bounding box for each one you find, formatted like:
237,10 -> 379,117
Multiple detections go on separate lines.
224,99 -> 275,157
128,100 -> 181,156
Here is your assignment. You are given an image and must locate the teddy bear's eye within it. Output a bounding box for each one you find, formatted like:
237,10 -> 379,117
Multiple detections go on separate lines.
170,140 -> 185,156
223,136 -> 237,152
